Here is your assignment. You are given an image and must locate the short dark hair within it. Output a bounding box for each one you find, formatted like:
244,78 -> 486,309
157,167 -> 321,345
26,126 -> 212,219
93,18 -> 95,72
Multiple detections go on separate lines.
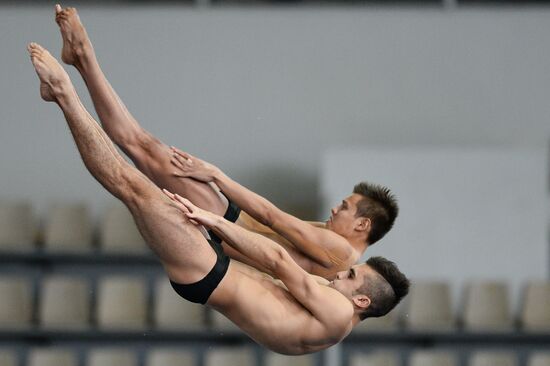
358,256 -> 409,320
353,182 -> 398,245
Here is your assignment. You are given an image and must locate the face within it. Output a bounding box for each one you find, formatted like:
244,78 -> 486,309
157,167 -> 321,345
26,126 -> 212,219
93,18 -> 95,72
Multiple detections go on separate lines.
328,264 -> 373,311
326,194 -> 368,237
328,264 -> 369,296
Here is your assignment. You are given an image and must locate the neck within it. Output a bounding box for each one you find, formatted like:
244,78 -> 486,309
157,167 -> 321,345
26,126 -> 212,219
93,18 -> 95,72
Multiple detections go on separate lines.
346,234 -> 369,258
351,314 -> 362,328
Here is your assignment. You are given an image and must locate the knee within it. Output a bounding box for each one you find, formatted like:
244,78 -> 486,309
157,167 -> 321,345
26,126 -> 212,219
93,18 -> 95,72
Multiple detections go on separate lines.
116,165 -> 158,206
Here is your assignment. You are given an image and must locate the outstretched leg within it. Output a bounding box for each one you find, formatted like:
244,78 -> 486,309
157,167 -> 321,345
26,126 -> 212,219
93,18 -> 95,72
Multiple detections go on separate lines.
54,5 -> 228,216
28,42 -> 216,284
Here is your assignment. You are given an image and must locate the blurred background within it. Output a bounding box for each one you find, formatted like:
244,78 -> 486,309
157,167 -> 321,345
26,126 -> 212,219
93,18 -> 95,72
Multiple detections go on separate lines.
0,1 -> 549,365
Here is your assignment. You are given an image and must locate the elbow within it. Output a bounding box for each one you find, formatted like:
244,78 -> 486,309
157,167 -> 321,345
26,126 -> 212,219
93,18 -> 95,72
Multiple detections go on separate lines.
258,206 -> 276,228
268,246 -> 290,273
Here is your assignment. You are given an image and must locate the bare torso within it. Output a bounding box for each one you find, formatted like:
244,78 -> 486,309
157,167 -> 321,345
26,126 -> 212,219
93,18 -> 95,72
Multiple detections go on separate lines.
207,261 -> 354,355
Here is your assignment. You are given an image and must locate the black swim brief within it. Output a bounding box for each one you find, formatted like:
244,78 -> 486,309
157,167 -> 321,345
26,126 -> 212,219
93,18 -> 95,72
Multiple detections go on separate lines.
207,197 -> 241,244
170,239 -> 229,304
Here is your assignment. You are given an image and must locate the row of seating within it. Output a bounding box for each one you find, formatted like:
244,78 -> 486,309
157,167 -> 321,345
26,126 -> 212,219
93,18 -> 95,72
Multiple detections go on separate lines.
0,275 -> 217,330
0,202 -> 147,254
1,274 -> 549,332
0,347 -> 308,366
0,348 -> 549,366
350,350 -> 550,366
358,279 -> 550,332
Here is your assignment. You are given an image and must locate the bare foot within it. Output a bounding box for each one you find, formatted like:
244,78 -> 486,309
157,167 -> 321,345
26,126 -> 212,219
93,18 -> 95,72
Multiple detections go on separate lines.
55,4 -> 93,67
28,43 -> 72,102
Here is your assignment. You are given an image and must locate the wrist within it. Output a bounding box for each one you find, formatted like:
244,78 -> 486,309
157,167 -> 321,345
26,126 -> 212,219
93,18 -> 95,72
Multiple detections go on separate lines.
212,168 -> 226,183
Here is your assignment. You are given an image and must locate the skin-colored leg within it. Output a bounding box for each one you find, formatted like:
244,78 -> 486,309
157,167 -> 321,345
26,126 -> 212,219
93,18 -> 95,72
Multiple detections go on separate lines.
28,42 -> 216,284
54,5 -> 228,216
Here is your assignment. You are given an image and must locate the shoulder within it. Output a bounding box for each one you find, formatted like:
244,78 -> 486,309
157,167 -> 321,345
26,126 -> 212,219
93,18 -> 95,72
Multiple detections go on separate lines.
317,229 -> 357,265
321,286 -> 355,322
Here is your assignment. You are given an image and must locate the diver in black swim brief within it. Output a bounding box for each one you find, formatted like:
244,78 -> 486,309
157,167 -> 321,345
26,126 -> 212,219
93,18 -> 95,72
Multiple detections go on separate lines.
207,197 -> 241,244
170,238 -> 229,304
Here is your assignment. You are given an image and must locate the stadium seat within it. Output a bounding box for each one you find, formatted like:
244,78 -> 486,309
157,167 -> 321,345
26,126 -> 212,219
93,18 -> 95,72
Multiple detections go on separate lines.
210,309 -> 241,332
403,281 -> 454,330
0,276 -> 32,329
528,353 -> 550,366
27,348 -> 77,366
100,203 -> 148,254
520,280 -> 550,331
462,281 -> 512,331
86,348 -> 138,366
43,202 -> 92,253
348,351 -> 399,366
264,351 -> 314,366
39,276 -> 90,329
204,347 -> 255,366
96,276 -> 147,330
0,201 -> 34,252
0,349 -> 17,366
145,349 -> 196,366
468,351 -> 518,366
153,277 -> 206,330
353,308 -> 399,333
409,350 -> 458,366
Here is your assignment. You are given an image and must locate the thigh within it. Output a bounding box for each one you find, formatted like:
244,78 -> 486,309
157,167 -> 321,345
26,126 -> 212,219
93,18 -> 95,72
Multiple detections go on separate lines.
123,133 -> 228,217
128,191 -> 218,284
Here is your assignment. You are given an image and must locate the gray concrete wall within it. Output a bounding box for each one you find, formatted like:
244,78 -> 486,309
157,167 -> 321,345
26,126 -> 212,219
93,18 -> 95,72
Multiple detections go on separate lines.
1,5 -> 549,219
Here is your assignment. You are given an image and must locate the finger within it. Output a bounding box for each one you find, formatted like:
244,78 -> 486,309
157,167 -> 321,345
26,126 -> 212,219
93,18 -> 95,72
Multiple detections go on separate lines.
173,152 -> 192,166
173,194 -> 191,208
171,147 -> 193,160
162,188 -> 175,199
55,4 -> 62,14
174,194 -> 196,211
174,194 -> 192,205
162,189 -> 192,213
184,214 -> 200,226
170,157 -> 186,171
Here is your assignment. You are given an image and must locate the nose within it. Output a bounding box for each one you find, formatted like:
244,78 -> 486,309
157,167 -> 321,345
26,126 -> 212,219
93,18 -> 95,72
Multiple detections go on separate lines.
335,271 -> 344,280
331,206 -> 337,215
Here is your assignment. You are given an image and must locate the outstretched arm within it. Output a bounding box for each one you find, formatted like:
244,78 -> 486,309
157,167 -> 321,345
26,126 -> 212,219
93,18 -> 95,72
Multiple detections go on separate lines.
170,148 -> 352,269
165,193 -> 352,327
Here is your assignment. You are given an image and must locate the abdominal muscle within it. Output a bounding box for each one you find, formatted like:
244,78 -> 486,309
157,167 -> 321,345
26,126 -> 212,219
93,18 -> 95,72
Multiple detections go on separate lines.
207,261 -> 335,355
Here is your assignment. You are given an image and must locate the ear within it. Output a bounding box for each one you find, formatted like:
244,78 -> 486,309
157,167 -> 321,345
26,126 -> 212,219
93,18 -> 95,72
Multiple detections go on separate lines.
352,294 -> 371,310
355,217 -> 371,233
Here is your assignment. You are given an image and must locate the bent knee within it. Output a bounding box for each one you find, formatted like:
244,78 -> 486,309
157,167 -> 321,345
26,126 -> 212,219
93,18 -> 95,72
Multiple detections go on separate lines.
117,130 -> 167,164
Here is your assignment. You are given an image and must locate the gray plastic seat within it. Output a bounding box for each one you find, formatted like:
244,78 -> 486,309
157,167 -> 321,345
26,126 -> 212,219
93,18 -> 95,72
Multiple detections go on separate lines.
0,201 -> 35,252
27,348 -> 77,366
469,352 -> 518,366
96,276 -> 147,330
354,308 -> 399,333
410,351 -> 458,366
0,349 -> 17,366
204,347 -> 254,366
211,309 -> 241,332
44,202 -> 92,253
528,353 -> 550,366
462,281 -> 512,331
153,277 -> 206,330
145,349 -> 196,366
100,203 -> 148,254
39,276 -> 90,329
349,351 -> 399,366
86,348 -> 138,366
403,281 -> 454,331
520,280 -> 550,332
264,352 -> 314,366
0,276 -> 32,329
